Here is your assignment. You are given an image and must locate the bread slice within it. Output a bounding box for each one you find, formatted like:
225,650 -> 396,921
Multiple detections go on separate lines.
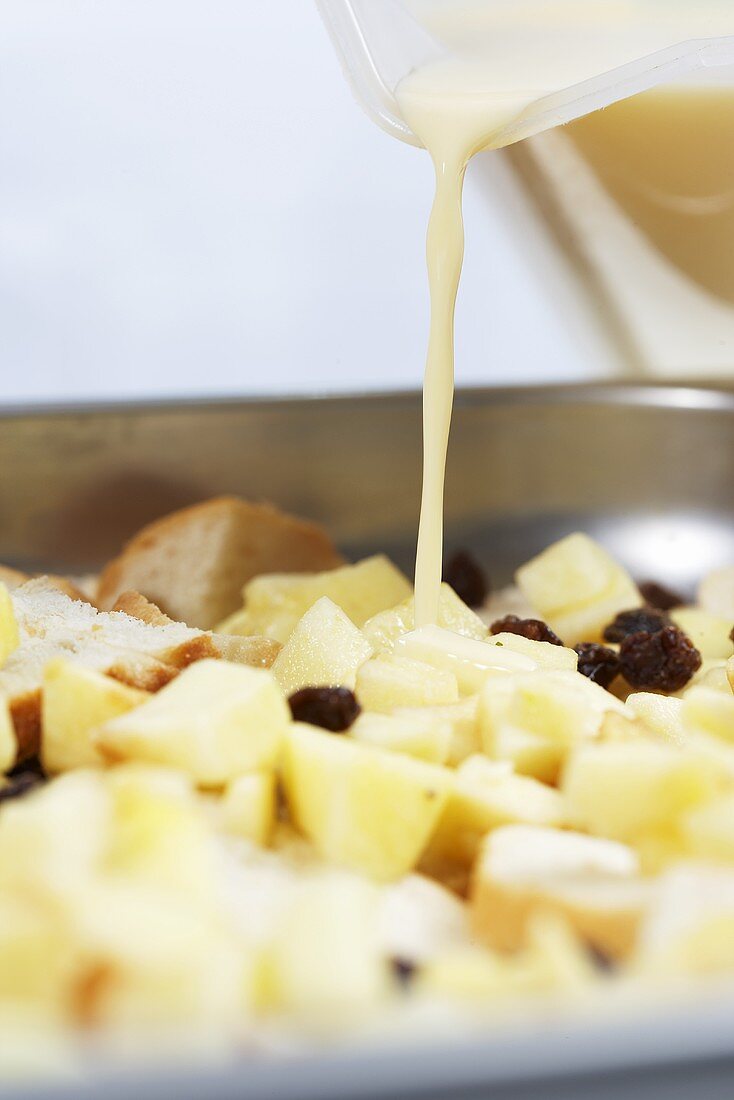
0,579 -> 223,761
470,824 -> 651,961
96,497 -> 344,629
112,589 -> 281,670
0,565 -> 91,604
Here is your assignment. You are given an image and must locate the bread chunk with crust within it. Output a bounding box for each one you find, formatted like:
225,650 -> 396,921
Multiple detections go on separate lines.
0,579 -> 223,761
96,497 -> 344,629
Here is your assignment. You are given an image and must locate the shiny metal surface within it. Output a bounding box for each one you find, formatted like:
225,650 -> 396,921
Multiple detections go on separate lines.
1,383 -> 733,597
1,382 -> 734,1099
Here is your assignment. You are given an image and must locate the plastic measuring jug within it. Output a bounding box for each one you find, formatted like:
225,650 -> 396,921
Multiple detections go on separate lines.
316,1 -> 734,379
315,0 -> 734,150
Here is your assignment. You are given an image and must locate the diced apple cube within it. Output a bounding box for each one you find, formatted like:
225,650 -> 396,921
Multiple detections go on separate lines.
395,625 -> 535,694
42,659 -> 149,773
488,633 -> 578,672
350,711 -> 452,764
470,824 -> 647,960
699,566 -> 734,620
282,723 -> 451,881
421,755 -> 565,888
626,692 -> 686,745
96,660 -> 290,786
0,895 -> 74,1006
222,556 -> 411,643
636,864 -> 734,975
220,772 -> 276,846
671,608 -> 734,660
515,533 -> 641,645
479,670 -> 626,783
395,697 -> 481,766
270,874 -> 388,1016
355,653 -> 458,714
363,583 -> 487,654
0,584 -> 19,669
0,771 -> 111,901
105,766 -> 217,898
682,686 -> 734,743
74,880 -> 250,1027
681,794 -> 734,862
562,741 -> 721,843
271,597 -> 372,695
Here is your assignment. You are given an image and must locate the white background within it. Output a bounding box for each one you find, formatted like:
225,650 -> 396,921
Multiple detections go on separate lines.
0,2 -> 608,404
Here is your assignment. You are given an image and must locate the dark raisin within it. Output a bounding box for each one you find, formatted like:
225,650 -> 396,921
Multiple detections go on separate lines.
574,643 -> 621,690
7,755 -> 46,781
391,957 -> 418,988
587,945 -> 617,974
638,581 -> 684,612
0,770 -> 43,806
619,626 -> 702,693
490,613 -> 564,647
603,608 -> 670,644
442,550 -> 488,608
288,686 -> 361,732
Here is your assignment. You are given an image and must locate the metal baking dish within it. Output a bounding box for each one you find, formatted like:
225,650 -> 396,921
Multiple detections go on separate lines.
2,381 -> 734,1100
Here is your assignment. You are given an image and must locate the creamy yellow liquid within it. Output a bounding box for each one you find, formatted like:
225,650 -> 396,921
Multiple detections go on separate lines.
397,5 -> 734,625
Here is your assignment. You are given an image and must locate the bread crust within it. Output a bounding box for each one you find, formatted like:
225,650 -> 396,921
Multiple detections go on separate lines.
96,497 -> 344,628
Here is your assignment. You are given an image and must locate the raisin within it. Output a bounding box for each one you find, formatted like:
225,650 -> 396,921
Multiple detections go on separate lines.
588,945 -> 617,974
574,643 -> 621,690
603,608 -> 670,644
288,686 -> 361,732
0,770 -> 43,806
391,957 -> 418,987
490,613 -> 564,647
442,550 -> 488,608
638,581 -> 684,612
619,626 -> 701,693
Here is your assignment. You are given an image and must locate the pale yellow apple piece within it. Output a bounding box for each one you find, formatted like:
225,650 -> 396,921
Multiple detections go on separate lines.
0,770 -> 111,901
363,583 -> 487,654
355,653 -> 458,714
682,793 -> 734,862
562,740 -> 721,843
221,772 -> 276,847
636,863 -> 734,975
0,895 -> 75,1007
269,873 -> 388,1015
470,824 -> 647,960
626,692 -> 687,745
0,584 -> 19,669
699,566 -> 734,620
41,659 -> 149,773
378,874 -> 468,965
96,660 -> 290,786
350,710 -> 452,764
0,697 -> 16,774
515,533 -> 641,645
74,880 -> 252,1027
282,723 -> 450,881
488,632 -> 578,672
105,766 -> 217,899
221,556 -> 411,643
479,669 -> 626,782
682,686 -> 734,743
271,597 -> 372,695
395,624 -> 535,694
671,608 -> 734,660
421,755 -> 565,887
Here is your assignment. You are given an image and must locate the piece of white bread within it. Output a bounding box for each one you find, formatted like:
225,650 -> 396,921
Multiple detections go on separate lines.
0,578 -> 279,762
96,497 -> 344,629
0,564 -> 91,604
112,589 -> 281,670
470,825 -> 651,961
